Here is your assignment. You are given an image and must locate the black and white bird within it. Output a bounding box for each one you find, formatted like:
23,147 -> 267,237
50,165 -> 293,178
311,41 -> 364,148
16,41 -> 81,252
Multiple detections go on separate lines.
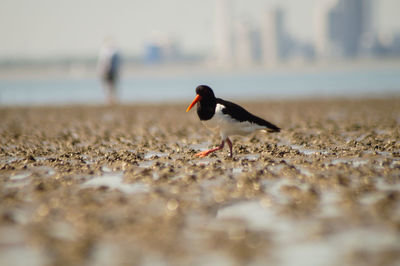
186,85 -> 280,157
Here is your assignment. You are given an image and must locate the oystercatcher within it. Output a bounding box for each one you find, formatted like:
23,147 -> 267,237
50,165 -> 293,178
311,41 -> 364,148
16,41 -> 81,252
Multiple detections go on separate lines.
186,85 -> 280,157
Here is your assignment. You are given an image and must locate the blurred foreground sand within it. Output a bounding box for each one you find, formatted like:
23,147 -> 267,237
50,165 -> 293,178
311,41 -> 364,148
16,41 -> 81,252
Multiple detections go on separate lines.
0,98 -> 399,266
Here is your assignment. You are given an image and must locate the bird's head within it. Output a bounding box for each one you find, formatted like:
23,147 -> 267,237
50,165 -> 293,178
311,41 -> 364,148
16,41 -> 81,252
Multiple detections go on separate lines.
186,85 -> 216,112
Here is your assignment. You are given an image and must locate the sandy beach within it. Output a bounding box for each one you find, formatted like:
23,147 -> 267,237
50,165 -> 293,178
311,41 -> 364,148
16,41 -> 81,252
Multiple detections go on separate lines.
1,98 -> 399,266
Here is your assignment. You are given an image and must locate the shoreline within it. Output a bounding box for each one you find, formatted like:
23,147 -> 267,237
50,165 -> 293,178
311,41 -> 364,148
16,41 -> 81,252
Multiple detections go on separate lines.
1,57 -> 400,80
1,95 -> 400,109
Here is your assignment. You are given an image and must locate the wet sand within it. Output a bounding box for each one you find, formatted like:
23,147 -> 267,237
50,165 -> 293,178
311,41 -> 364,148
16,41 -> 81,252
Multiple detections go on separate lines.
0,98 -> 399,266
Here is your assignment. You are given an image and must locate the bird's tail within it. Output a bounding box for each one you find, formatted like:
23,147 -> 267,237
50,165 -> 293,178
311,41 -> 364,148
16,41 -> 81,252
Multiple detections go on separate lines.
265,121 -> 280,133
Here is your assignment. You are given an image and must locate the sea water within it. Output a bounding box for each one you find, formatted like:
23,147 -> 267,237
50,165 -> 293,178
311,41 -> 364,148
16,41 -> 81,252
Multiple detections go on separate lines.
0,66 -> 400,105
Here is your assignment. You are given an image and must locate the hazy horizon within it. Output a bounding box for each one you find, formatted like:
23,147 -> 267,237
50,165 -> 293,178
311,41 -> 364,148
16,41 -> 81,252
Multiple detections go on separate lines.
1,0 -> 400,59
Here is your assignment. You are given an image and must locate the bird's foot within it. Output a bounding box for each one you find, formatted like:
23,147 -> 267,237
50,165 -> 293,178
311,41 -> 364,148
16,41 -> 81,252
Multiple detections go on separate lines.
194,144 -> 224,158
194,150 -> 212,158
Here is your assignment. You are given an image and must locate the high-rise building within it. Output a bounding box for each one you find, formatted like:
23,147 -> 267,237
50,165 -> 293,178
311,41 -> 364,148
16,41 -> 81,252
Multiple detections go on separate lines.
214,0 -> 234,66
234,21 -> 257,66
314,0 -> 374,58
359,0 -> 376,53
313,0 -> 337,58
331,0 -> 363,56
261,7 -> 285,66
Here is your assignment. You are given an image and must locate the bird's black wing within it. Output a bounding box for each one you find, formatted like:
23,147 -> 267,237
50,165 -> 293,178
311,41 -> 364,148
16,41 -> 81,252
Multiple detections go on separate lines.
217,98 -> 280,132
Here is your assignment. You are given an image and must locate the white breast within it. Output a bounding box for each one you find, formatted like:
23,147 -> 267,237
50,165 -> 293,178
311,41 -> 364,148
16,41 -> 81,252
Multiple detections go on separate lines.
201,104 -> 264,139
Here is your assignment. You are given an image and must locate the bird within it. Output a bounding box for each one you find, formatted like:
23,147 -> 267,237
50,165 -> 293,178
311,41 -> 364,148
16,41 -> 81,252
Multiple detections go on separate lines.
186,85 -> 280,158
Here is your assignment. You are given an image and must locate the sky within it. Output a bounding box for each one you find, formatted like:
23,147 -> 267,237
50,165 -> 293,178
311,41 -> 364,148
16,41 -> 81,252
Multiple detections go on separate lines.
0,0 -> 399,59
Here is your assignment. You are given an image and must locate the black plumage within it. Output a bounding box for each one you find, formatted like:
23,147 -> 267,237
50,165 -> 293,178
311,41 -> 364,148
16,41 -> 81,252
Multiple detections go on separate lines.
217,98 -> 280,133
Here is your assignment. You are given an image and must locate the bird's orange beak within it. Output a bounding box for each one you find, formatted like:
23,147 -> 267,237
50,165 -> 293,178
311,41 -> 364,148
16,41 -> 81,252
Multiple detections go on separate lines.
186,94 -> 202,112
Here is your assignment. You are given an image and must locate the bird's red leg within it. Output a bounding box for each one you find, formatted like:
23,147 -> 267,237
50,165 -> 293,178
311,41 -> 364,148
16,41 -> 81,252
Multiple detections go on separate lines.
226,137 -> 233,157
195,140 -> 225,158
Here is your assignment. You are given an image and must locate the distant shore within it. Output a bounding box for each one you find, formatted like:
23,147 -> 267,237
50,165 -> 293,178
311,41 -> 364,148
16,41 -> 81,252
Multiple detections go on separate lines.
1,56 -> 400,80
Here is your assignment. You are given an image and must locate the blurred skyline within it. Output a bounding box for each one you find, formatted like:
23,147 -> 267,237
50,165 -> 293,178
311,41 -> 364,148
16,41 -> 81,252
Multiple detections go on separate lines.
1,0 -> 400,61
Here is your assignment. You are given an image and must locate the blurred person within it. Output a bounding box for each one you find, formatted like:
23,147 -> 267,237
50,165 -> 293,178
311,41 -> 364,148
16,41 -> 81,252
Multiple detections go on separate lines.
97,40 -> 121,105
